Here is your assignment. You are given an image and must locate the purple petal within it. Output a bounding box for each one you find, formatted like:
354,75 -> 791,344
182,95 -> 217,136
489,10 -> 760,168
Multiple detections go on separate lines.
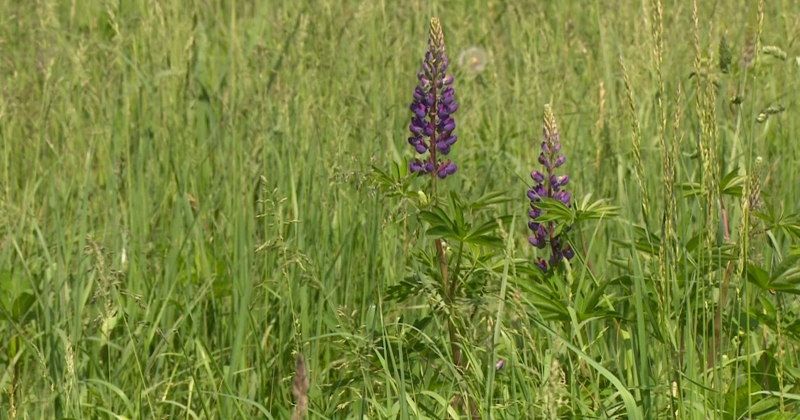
445,163 -> 457,174
415,144 -> 428,154
549,175 -> 559,189
563,245 -> 575,260
410,103 -> 427,118
425,92 -> 435,107
413,87 -> 425,102
557,191 -> 571,205
409,120 -> 425,135
439,118 -> 455,133
558,174 -> 569,186
437,105 -> 450,120
424,162 -> 435,173
536,224 -> 547,238
441,87 -> 454,105
555,155 -> 566,167
438,135 -> 457,147
535,258 -> 548,273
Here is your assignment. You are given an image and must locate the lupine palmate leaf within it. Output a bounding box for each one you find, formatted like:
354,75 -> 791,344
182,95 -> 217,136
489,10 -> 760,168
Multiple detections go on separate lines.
746,263 -> 771,290
419,207 -> 455,231
466,235 -> 504,249
464,219 -> 505,248
580,276 -> 616,316
426,225 -> 459,240
371,160 -> 414,199
470,191 -> 513,212
448,191 -> 466,234
575,194 -> 621,221
534,197 -> 574,224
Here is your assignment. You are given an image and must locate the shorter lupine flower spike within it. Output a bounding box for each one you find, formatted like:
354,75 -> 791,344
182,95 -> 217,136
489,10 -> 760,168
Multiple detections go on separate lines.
527,105 -> 575,273
407,17 -> 459,180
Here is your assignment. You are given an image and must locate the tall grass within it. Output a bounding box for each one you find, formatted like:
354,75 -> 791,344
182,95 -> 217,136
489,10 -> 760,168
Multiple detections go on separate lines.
1,0 -> 799,419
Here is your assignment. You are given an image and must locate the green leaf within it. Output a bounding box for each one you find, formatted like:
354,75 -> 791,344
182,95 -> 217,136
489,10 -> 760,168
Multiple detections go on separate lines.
432,206 -> 452,228
426,225 -> 457,239
536,197 -> 573,221
12,292 -> 37,324
528,317 -> 644,420
758,294 -> 777,319
719,167 -> 745,198
575,194 -> 621,221
465,219 -> 498,239
679,181 -> 704,198
418,209 -> 451,230
448,191 -> 465,234
724,378 -> 762,420
580,276 -> 614,316
470,191 -> 514,211
746,263 -> 771,290
771,254 -> 800,282
790,245 -> 800,257
467,235 -> 505,248
519,283 -> 569,321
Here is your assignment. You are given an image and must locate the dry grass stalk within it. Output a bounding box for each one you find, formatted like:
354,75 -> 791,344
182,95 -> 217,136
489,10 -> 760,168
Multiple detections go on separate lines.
291,353 -> 310,420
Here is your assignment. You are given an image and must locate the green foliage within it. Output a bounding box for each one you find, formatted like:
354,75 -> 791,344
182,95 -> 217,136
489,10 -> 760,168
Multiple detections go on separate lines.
1,0 -> 799,419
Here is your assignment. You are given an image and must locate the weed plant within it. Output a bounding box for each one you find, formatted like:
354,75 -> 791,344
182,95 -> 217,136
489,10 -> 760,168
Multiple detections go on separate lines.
2,1 -> 800,419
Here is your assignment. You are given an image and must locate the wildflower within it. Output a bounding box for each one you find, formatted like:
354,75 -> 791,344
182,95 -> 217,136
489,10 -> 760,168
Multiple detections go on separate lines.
408,17 -> 459,179
527,105 -> 574,273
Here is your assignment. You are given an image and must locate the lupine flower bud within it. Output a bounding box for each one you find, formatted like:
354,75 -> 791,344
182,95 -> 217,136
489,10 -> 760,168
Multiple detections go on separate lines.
527,105 -> 575,273
535,258 -> 548,273
408,17 -> 459,180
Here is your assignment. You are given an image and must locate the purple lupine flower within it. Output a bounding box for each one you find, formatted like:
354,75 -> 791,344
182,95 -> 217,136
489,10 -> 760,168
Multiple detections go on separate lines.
527,105 -> 575,273
407,17 -> 459,180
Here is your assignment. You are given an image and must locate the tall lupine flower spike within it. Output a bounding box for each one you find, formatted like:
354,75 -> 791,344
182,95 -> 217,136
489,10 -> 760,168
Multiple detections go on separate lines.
408,17 -> 458,180
528,105 -> 574,273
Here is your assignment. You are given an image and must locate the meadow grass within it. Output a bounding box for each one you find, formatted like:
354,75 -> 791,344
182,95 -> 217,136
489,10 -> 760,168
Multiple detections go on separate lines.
2,0 -> 800,419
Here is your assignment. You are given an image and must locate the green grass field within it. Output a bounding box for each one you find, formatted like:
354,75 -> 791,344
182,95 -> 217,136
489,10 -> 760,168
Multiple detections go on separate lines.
2,0 -> 800,419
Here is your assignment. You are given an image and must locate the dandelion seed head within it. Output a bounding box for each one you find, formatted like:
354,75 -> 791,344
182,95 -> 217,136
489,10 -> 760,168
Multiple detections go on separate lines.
457,46 -> 488,74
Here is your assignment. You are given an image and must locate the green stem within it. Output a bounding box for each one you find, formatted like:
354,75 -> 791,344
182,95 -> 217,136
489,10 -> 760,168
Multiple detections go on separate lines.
451,240 -> 464,300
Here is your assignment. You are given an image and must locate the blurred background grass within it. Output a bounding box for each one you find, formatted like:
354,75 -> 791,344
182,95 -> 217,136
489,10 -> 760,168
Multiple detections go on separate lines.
1,0 -> 799,419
